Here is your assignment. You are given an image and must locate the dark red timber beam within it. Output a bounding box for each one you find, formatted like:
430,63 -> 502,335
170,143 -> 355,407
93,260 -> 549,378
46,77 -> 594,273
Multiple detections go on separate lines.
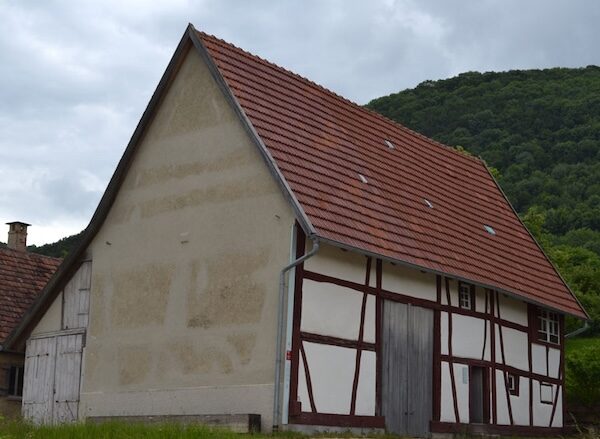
303,270 -> 529,333
288,227 -> 306,417
489,290 -> 498,424
495,291 -> 514,425
299,341 -> 317,413
549,314 -> 565,427
527,304 -> 535,426
350,257 -> 372,415
432,275 -> 442,422
445,277 -> 461,423
375,259 -> 383,416
481,292 -> 489,360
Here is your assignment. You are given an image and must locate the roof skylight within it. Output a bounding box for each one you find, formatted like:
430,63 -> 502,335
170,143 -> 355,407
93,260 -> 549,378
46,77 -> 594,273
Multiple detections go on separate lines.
484,225 -> 496,235
358,174 -> 368,184
424,199 -> 434,209
385,139 -> 395,149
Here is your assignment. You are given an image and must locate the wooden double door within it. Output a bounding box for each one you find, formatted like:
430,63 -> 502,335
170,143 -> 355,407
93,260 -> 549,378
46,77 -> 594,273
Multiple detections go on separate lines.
382,301 -> 433,437
22,332 -> 84,424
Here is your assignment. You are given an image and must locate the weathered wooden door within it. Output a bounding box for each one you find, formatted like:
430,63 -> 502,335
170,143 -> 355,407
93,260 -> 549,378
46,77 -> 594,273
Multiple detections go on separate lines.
22,336 -> 57,424
382,302 -> 433,437
52,333 -> 84,423
22,333 -> 84,424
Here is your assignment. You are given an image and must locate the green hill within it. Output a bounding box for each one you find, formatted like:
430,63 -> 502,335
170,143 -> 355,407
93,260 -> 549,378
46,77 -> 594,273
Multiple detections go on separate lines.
367,66 -> 600,334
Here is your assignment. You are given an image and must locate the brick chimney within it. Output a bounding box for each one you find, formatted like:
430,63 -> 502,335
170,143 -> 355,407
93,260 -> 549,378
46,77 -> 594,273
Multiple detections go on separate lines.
6,221 -> 30,251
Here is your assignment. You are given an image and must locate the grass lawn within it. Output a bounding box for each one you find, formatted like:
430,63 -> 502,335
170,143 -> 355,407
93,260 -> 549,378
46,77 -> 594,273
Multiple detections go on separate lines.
0,420 -> 599,439
0,420 -> 278,439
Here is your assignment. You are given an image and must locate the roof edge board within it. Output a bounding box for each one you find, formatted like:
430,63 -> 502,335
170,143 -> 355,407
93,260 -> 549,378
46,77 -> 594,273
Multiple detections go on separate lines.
317,236 -> 587,320
3,26 -> 197,350
188,25 -> 316,238
478,159 -> 589,320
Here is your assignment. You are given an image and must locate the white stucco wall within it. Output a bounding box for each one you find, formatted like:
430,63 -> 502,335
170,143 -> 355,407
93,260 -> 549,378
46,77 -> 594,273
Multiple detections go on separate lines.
301,280 -> 370,341
25,46 -> 298,432
31,291 -> 62,336
382,262 -> 437,302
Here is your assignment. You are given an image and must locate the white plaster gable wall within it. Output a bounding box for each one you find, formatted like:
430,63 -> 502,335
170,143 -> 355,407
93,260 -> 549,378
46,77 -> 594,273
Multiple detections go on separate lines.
355,351 -> 376,416
531,343 -> 547,375
497,293 -> 528,326
440,361 -> 470,423
440,361 -> 455,422
30,291 -> 63,335
452,314 -> 487,359
548,347 -> 561,379
495,370 -> 510,425
299,343 -> 356,415
75,45 -> 297,432
511,376 -> 530,425
499,327 -> 529,371
303,245 -> 368,285
301,280 -> 375,343
532,380 -> 555,426
382,262 -> 437,302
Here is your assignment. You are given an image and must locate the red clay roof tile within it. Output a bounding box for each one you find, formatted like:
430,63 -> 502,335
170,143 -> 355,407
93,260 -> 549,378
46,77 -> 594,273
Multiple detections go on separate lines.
198,31 -> 586,319
0,248 -> 61,343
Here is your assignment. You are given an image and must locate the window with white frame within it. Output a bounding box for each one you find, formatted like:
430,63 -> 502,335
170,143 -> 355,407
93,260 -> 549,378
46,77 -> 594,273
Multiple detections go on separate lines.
458,282 -> 474,310
538,308 -> 559,344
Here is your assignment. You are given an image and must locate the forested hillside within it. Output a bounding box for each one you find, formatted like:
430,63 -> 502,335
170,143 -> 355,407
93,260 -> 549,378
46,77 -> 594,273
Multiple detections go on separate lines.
367,66 -> 600,334
0,231 -> 82,258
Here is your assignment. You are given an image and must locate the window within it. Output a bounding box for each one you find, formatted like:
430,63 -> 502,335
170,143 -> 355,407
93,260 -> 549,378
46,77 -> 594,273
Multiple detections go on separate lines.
540,382 -> 553,404
7,365 -> 24,398
538,308 -> 560,344
459,282 -> 475,310
507,373 -> 519,396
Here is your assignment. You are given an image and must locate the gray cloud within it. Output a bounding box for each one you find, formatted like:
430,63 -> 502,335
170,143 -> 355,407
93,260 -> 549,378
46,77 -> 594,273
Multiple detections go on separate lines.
0,0 -> 599,244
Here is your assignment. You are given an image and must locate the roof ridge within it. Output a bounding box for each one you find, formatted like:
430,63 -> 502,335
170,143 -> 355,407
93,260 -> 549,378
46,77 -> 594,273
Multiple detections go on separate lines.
0,247 -> 62,262
198,31 -> 483,166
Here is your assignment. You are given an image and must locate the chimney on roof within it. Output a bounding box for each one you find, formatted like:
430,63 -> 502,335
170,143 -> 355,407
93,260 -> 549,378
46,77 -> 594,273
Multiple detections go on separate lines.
6,221 -> 30,251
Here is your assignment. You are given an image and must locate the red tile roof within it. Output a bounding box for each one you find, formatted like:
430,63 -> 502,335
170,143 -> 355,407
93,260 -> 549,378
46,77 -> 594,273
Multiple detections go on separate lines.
198,31 -> 586,319
0,248 -> 61,343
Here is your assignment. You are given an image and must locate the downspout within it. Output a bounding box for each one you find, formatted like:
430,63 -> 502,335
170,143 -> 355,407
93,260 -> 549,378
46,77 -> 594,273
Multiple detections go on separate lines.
565,321 -> 591,338
273,234 -> 320,431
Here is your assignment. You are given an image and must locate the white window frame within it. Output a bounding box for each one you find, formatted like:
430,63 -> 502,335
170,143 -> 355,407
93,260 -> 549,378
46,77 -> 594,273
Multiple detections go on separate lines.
538,309 -> 560,344
458,283 -> 472,309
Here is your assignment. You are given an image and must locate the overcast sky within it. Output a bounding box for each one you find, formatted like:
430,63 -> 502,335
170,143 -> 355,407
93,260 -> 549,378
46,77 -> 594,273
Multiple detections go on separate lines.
1,0 -> 599,245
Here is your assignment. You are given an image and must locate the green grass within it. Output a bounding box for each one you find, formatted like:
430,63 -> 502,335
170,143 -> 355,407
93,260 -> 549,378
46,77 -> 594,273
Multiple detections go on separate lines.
0,420 -> 598,439
0,420 -> 276,439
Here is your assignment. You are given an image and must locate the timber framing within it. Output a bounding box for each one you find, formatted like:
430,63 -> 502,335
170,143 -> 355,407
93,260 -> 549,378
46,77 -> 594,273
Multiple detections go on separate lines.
290,228 -> 567,434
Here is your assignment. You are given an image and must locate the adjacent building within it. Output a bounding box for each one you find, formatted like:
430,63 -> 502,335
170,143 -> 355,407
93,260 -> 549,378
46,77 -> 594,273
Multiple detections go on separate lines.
0,222 -> 61,417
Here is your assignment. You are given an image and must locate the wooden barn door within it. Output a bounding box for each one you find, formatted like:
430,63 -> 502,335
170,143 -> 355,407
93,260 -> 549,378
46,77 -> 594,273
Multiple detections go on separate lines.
382,302 -> 433,437
22,332 -> 84,424
52,333 -> 84,423
22,336 -> 57,424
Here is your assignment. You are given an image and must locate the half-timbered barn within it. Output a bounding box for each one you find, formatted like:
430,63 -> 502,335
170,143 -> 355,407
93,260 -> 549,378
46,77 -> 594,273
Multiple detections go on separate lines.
4,25 -> 587,436
0,222 -> 61,417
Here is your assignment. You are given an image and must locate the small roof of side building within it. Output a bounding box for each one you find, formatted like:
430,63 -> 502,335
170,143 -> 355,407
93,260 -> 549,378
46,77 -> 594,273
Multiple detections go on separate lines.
3,25 -> 586,349
0,248 -> 61,346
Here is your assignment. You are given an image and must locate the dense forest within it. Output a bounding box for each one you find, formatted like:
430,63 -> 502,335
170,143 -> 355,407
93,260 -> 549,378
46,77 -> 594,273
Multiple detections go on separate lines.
367,66 -> 600,333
